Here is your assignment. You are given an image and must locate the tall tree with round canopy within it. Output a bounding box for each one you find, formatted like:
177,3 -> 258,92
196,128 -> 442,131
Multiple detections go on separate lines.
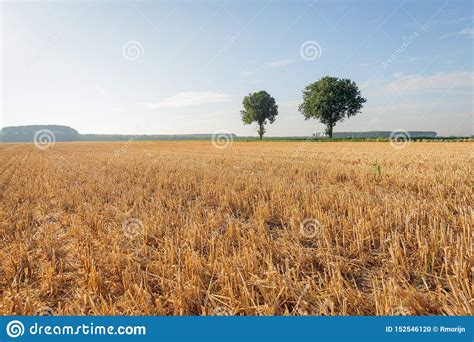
299,76 -> 366,138
241,91 -> 278,140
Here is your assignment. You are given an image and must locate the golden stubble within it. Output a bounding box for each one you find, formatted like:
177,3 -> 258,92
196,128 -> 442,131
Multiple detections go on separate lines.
0,141 -> 471,316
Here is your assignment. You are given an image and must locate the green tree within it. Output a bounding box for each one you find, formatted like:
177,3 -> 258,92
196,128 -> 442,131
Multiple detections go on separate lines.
241,90 -> 278,140
298,76 -> 366,138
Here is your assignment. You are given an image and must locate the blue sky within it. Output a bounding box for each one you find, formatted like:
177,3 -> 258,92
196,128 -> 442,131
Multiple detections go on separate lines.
1,0 -> 473,136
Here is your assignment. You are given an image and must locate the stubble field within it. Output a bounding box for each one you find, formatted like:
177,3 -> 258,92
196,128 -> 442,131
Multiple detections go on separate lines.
0,141 -> 472,315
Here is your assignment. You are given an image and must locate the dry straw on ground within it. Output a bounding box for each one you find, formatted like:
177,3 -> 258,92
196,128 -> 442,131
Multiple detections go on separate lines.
0,141 -> 472,315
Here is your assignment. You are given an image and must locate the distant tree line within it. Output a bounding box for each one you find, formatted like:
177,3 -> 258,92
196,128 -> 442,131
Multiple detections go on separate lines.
80,134 -> 237,141
0,129 -> 237,142
333,131 -> 437,138
0,130 -> 443,142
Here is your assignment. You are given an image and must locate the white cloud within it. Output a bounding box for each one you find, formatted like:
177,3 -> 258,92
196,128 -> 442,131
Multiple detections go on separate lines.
359,61 -> 381,68
363,98 -> 472,114
278,99 -> 300,109
359,79 -> 386,89
264,59 -> 297,68
144,92 -> 232,108
383,71 -> 473,93
440,59 -> 457,64
94,84 -> 110,96
173,107 -> 241,120
363,71 -> 473,95
457,27 -> 474,37
240,59 -> 297,78
440,27 -> 474,39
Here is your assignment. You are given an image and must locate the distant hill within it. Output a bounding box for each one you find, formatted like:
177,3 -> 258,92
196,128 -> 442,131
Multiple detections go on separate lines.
1,125 -> 80,142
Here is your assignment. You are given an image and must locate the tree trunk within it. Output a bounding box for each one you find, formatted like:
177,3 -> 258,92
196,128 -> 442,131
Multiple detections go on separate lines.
258,124 -> 265,140
326,125 -> 333,138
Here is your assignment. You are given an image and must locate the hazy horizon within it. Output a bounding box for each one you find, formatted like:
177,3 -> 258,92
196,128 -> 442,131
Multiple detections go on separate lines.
1,0 -> 473,136
1,123 -> 449,138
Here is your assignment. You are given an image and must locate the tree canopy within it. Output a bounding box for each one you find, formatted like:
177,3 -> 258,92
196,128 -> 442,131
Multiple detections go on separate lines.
241,90 -> 278,140
298,76 -> 366,137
